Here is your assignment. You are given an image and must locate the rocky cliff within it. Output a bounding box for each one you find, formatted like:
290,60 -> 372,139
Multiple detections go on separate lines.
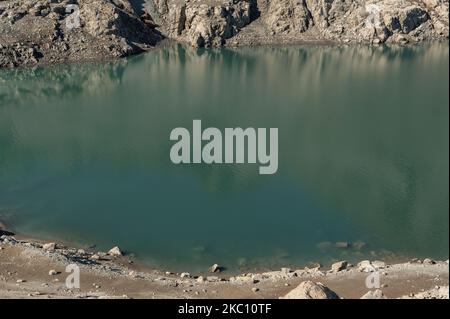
0,0 -> 449,68
148,0 -> 449,47
0,0 -> 162,68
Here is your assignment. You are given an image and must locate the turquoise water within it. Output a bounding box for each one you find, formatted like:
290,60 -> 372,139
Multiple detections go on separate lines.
0,44 -> 448,272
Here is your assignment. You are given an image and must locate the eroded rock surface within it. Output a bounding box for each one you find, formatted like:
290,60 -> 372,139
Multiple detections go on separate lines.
1,0 -> 449,67
0,0 -> 162,68
149,0 -> 449,47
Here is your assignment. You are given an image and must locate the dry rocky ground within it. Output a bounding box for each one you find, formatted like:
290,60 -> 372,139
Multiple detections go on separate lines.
0,230 -> 448,299
0,0 -> 449,68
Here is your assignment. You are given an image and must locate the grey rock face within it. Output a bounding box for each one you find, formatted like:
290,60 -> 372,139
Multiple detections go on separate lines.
0,42 -> 40,68
0,0 -> 162,68
149,0 -> 449,47
1,0 -> 448,67
149,0 -> 254,47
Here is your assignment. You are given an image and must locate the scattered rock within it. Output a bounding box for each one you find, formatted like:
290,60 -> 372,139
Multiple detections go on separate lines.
206,276 -> 220,282
357,260 -> 383,272
197,276 -> 205,283
180,272 -> 191,278
90,254 -> 100,261
48,270 -> 58,276
399,286 -> 449,299
16,279 -> 26,283
209,263 -> 222,273
409,258 -> 423,264
281,267 -> 292,273
371,260 -> 387,269
281,281 -> 339,299
251,287 -> 259,292
423,258 -> 436,265
361,289 -> 387,299
330,261 -> 348,273
108,246 -> 123,256
42,243 -> 56,251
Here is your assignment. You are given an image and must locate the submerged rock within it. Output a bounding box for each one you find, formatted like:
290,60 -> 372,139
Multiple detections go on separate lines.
282,281 -> 339,299
209,263 -> 222,273
335,241 -> 350,248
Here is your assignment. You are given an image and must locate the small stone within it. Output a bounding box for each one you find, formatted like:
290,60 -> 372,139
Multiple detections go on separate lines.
206,276 -> 219,282
423,258 -> 436,265
90,254 -> 100,260
108,246 -> 123,256
371,260 -> 387,269
16,279 -> 26,283
251,287 -> 259,292
330,261 -> 348,273
43,242 -> 56,251
48,270 -> 58,276
358,260 -> 375,272
361,289 -> 386,299
197,276 -> 205,283
180,272 -> 191,278
209,263 -> 222,273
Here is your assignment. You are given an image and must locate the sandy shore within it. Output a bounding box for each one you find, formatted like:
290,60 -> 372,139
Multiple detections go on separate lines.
0,227 -> 448,299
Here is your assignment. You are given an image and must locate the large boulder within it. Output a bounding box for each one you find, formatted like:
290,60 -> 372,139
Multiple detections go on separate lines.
282,281 -> 340,299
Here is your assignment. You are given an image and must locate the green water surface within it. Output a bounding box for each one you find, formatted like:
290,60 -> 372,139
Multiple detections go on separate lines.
0,44 -> 448,272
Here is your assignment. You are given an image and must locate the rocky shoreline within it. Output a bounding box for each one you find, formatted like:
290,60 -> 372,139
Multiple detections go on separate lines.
1,0 -> 449,68
0,227 -> 448,299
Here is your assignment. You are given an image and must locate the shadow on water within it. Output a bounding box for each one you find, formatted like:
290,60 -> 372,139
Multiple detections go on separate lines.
0,43 -> 448,272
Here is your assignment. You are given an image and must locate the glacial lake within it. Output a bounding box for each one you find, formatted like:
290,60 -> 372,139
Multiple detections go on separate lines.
0,43 -> 448,273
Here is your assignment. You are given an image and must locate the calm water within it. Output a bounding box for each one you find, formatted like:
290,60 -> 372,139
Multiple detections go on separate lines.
0,44 -> 448,272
